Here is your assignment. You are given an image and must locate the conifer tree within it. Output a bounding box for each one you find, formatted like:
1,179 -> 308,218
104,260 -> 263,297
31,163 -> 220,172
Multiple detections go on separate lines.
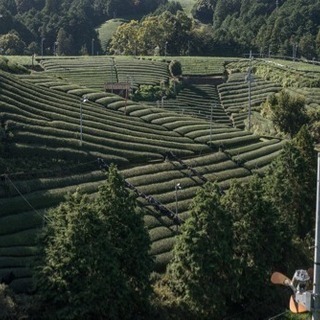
96,164 -> 154,316
34,191 -> 127,319
294,124 -> 316,169
222,176 -> 287,319
34,165 -> 153,319
167,183 -> 233,319
264,142 -> 315,238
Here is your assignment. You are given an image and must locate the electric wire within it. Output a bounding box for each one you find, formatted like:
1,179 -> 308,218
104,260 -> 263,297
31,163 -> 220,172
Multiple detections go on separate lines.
1,159 -> 99,226
1,159 -> 98,180
2,157 -> 296,320
224,305 -> 288,320
267,311 -> 287,320
222,292 -> 289,320
5,174 -> 42,216
4,174 -> 53,226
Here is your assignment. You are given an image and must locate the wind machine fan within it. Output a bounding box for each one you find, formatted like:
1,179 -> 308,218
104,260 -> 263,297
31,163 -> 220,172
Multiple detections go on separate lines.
271,269 -> 313,314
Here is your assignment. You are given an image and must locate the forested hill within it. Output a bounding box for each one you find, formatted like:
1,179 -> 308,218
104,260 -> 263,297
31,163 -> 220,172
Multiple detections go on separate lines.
208,0 -> 320,58
0,0 -> 320,58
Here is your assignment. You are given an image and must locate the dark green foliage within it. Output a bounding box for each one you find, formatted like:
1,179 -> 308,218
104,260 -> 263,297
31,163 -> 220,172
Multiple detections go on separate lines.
167,183 -> 233,319
131,83 -> 178,102
2,0 -> 320,57
132,85 -> 165,101
294,124 -> 317,169
96,165 -> 154,316
0,283 -> 37,319
222,176 -> 288,318
169,60 -> 182,77
33,191 -> 126,319
258,0 -> 320,57
0,57 -> 29,74
0,31 -> 26,55
266,90 -> 309,137
264,142 -> 316,238
151,1 -> 183,16
0,0 -> 168,56
56,28 -> 74,56
191,0 -> 216,24
33,165 -> 153,320
0,283 -> 17,319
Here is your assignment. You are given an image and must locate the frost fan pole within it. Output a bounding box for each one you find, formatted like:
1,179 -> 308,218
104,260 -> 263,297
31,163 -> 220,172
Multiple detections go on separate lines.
313,152 -> 320,320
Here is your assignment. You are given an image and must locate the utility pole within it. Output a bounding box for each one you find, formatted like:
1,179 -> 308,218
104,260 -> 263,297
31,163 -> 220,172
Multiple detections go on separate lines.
268,45 -> 271,58
245,53 -> 254,131
313,152 -> 320,320
110,58 -> 114,93
175,183 -> 181,218
41,37 -> 45,56
210,104 -> 214,147
53,41 -> 58,56
161,95 -> 167,108
91,38 -> 95,56
292,43 -> 298,61
124,75 -> 133,115
79,96 -> 88,146
124,76 -> 129,115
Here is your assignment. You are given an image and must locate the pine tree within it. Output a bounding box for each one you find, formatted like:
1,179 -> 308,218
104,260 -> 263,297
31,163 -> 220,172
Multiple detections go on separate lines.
167,183 -> 233,319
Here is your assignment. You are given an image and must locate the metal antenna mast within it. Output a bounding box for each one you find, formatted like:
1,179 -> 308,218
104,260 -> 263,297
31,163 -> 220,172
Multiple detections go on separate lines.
313,152 -> 320,320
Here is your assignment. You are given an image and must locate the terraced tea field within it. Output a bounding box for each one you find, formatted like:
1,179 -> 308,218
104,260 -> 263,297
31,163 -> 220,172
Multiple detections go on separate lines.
40,56 -> 170,91
265,58 -> 320,73
164,56 -> 231,76
0,136 -> 284,290
288,87 -> 320,110
0,57 -> 286,292
148,84 -> 231,125
218,72 -> 282,128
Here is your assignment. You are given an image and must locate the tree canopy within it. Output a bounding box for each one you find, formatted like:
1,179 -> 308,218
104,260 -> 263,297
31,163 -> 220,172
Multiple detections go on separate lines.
1,0 -> 320,57
33,165 -> 153,320
167,183 -> 233,319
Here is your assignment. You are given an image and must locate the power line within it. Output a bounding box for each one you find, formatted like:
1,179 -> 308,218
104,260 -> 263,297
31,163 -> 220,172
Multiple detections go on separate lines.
1,159 -> 97,180
4,174 -> 51,224
223,296 -> 285,320
268,310 -> 287,320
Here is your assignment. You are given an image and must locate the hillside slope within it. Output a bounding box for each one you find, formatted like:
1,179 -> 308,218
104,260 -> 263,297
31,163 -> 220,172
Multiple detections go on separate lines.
0,60 -> 285,292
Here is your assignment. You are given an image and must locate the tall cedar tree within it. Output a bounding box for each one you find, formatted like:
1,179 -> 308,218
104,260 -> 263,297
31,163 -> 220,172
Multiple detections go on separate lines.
33,191 -> 127,320
222,176 -> 288,319
34,165 -> 153,320
264,141 -> 316,238
167,183 -> 233,320
95,164 -> 154,317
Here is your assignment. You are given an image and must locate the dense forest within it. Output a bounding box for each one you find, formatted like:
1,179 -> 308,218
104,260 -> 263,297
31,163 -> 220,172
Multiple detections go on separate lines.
1,0 -> 320,58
